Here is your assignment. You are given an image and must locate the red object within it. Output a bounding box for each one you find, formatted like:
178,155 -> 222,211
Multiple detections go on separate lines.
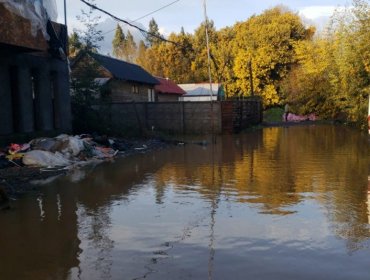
155,77 -> 186,95
9,143 -> 21,153
8,143 -> 30,154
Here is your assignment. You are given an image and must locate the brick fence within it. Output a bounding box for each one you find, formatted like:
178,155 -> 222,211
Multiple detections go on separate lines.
94,98 -> 262,135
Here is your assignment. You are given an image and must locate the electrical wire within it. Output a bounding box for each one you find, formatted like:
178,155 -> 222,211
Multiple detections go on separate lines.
133,0 -> 180,22
102,0 -> 180,36
80,0 -> 180,46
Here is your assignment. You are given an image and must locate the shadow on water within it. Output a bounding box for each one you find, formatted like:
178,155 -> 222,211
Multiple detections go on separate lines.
0,124 -> 369,280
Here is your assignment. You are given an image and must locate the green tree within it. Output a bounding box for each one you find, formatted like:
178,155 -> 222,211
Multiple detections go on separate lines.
68,31 -> 82,58
147,18 -> 163,46
112,24 -> 126,58
71,0 -> 109,133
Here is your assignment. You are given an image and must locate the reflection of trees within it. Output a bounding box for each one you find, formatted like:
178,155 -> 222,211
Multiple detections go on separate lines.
151,125 -> 370,251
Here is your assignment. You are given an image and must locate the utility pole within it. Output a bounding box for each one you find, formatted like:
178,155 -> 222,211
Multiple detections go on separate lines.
203,0 -> 216,142
64,0 -> 67,27
203,0 -> 213,101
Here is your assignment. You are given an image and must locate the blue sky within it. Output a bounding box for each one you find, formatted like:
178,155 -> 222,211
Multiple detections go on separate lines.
56,0 -> 351,34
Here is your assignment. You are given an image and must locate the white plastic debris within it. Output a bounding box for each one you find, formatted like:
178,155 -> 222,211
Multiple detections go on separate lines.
55,135 -> 85,157
23,150 -> 71,167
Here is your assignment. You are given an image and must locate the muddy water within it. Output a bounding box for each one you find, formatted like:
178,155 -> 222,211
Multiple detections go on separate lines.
0,125 -> 369,280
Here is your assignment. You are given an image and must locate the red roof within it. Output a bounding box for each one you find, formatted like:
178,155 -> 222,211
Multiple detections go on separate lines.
155,77 -> 186,95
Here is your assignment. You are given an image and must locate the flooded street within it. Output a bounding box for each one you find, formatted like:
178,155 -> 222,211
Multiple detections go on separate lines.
0,125 -> 369,280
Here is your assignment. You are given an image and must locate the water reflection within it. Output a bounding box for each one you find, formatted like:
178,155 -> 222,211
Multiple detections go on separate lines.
0,125 -> 369,280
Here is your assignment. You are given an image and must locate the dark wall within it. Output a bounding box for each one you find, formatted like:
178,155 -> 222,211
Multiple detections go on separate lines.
91,100 -> 261,136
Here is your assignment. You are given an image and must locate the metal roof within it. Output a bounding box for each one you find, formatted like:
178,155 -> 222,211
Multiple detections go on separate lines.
155,77 -> 186,95
90,52 -> 159,85
178,83 -> 220,96
94,77 -> 111,86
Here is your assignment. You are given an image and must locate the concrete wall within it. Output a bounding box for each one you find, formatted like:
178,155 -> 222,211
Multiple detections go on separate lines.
96,99 -> 261,135
0,52 -> 72,137
157,93 -> 180,102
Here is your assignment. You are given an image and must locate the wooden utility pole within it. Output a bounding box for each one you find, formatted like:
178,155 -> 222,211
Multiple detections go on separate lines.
203,0 -> 213,101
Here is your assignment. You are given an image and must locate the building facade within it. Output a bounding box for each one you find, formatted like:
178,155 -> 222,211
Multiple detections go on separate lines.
0,3 -> 71,137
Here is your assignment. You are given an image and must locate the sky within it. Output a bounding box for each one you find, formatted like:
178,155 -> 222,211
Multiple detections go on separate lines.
55,0 -> 352,53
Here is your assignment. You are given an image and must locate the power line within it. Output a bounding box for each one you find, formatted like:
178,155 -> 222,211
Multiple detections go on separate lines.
80,0 -> 178,46
102,0 -> 180,36
133,0 -> 180,22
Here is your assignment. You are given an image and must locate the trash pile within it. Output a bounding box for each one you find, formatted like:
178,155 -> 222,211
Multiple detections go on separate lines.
0,134 -> 122,169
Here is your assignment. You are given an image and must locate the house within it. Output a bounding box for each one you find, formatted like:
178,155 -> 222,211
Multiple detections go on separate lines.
0,2 -> 71,138
155,77 -> 186,102
178,83 -> 222,102
71,52 -> 159,103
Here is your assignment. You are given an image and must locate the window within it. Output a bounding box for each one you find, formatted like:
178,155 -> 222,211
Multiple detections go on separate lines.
132,84 -> 139,94
148,88 -> 155,102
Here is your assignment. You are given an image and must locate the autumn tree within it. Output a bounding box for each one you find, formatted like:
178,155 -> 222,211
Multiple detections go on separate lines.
120,30 -> 137,62
211,27 -> 236,98
283,0 -> 370,128
327,0 -> 370,127
157,31 -> 195,82
191,20 -> 217,83
232,6 -> 313,106
281,39 -> 336,117
136,40 -> 149,69
112,24 -> 125,58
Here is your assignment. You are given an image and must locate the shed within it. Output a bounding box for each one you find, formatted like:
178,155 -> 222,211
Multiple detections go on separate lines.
71,52 -> 159,103
178,83 -> 221,102
155,77 -> 186,102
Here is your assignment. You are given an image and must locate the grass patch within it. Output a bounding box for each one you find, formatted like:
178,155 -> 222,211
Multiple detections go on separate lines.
263,107 -> 284,123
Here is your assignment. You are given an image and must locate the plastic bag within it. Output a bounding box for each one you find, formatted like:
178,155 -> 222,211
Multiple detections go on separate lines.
55,135 -> 85,157
41,0 -> 57,21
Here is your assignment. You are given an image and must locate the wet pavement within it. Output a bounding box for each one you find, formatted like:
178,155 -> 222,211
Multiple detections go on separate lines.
0,124 -> 369,280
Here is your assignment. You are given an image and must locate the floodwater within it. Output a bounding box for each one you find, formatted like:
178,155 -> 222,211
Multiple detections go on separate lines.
0,125 -> 369,280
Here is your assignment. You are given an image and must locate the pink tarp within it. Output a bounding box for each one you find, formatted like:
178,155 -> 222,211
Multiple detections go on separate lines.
283,113 -> 317,122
